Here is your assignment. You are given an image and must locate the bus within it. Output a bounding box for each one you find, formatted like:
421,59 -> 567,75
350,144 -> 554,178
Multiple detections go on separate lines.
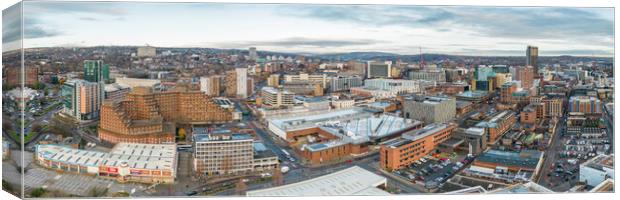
177,144 -> 192,152
281,149 -> 290,156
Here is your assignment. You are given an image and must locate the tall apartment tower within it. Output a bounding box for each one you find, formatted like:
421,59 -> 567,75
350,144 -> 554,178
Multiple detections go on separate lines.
249,47 -> 258,61
225,70 -> 237,97
526,45 -> 538,76
200,76 -> 221,96
517,66 -> 534,89
267,74 -> 280,87
235,68 -> 248,98
84,60 -> 106,83
61,79 -> 104,121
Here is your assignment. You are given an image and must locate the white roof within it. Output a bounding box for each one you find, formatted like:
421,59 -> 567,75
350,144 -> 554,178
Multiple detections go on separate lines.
246,166 -> 389,196
36,143 -> 176,171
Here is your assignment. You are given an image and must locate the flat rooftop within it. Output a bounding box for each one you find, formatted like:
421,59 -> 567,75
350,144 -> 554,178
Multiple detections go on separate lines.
457,91 -> 488,98
402,123 -> 451,141
476,110 -> 514,128
582,154 -> 614,171
490,182 -> 553,193
246,166 -> 389,196
36,143 -> 177,171
262,86 -> 294,95
194,133 -> 253,142
475,150 -> 543,169
383,123 -> 454,148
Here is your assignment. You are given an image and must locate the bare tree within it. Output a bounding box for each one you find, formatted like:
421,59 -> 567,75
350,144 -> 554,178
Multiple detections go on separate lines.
272,168 -> 283,186
234,178 -> 247,196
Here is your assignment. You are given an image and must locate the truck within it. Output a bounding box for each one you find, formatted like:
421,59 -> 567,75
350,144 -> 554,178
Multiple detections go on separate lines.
281,166 -> 290,174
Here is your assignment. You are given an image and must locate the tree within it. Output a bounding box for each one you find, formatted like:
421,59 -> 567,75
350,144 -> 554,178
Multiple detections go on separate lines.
178,128 -> 186,141
31,123 -> 43,133
30,188 -> 46,197
234,178 -> 247,196
2,121 -> 13,132
88,186 -> 108,197
272,168 -> 283,186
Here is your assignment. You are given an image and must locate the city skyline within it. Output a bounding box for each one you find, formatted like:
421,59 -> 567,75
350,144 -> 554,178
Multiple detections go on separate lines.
2,2 -> 614,56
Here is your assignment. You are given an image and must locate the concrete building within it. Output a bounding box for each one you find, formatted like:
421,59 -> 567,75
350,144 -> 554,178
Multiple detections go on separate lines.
284,73 -> 329,88
364,79 -> 421,93
543,97 -> 563,117
137,46 -> 156,57
329,75 -> 363,92
515,66 -> 534,89
475,111 -> 517,144
84,60 -> 108,83
351,79 -> 430,99
464,127 -> 487,155
380,123 -> 458,170
225,70 -> 237,97
569,96 -> 602,114
281,82 -> 319,96
367,61 -> 392,79
466,149 -> 544,182
61,79 -> 104,121
408,69 -> 446,82
527,45 -> 538,75
199,76 -> 222,96
267,74 -> 280,87
500,82 -> 518,103
35,143 -> 177,183
104,83 -> 130,103
248,47 -> 258,61
402,94 -> 456,124
236,68 -> 248,98
98,86 -> 233,144
247,77 -> 254,96
246,166 -> 390,196
579,154 -> 614,187
193,133 -> 254,175
3,66 -> 39,87
261,87 -> 294,107
115,77 -> 160,89
455,91 -> 490,103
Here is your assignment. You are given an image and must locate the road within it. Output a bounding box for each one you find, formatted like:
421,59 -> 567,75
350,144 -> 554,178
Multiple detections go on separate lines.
537,115 -> 567,191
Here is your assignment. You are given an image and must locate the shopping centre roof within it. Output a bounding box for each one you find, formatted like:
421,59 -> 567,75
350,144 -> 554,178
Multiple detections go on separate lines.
36,143 -> 177,171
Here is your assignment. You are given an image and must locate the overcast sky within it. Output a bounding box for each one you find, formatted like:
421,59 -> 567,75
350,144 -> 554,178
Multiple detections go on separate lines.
2,1 -> 614,56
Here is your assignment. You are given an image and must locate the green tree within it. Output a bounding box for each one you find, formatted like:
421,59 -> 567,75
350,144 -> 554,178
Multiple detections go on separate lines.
30,188 -> 46,197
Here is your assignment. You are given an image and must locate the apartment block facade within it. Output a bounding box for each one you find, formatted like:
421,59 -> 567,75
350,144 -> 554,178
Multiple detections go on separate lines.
98,86 -> 234,144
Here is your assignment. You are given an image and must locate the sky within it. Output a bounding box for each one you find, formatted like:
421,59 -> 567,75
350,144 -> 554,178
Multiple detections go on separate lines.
2,1 -> 615,56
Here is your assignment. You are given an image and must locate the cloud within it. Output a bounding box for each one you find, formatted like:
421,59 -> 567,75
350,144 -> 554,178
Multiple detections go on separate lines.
281,5 -> 613,41
24,1 -> 128,15
2,3 -> 22,44
212,37 -> 383,48
79,17 -> 99,21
